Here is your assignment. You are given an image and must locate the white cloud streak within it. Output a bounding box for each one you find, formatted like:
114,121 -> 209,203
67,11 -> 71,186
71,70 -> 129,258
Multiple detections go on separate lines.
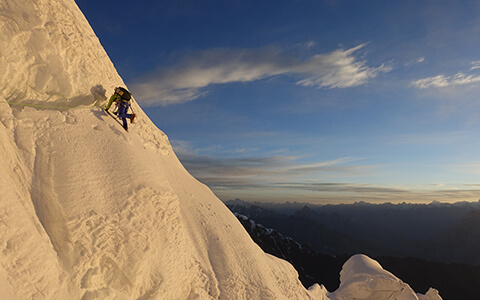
404,57 -> 425,68
171,140 -> 381,191
411,72 -> 480,89
470,60 -> 480,70
171,141 -> 480,203
131,44 -> 390,106
411,62 -> 480,89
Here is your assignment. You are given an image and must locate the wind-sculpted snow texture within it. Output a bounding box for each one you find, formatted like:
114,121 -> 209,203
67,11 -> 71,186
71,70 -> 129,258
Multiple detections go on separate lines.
0,0 -> 441,299
330,255 -> 441,300
0,0 -> 120,105
0,103 -> 326,300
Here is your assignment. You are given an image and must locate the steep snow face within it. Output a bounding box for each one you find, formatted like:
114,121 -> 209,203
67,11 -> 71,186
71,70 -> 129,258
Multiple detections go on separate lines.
0,103 -> 325,300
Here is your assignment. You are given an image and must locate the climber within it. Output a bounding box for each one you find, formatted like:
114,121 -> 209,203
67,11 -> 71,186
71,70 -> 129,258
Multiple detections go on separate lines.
105,87 -> 136,131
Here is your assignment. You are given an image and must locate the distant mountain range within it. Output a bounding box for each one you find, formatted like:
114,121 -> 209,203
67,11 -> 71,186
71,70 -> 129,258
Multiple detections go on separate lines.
232,210 -> 480,300
225,199 -> 480,265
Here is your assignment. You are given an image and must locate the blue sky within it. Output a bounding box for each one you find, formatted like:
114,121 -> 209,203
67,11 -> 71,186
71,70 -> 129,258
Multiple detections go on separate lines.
77,0 -> 480,203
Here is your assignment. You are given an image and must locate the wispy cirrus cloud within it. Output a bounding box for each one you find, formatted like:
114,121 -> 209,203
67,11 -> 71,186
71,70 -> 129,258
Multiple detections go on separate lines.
173,140 -> 368,178
171,139 -> 384,193
172,140 -> 480,203
404,57 -> 425,68
411,60 -> 480,89
131,44 -> 390,106
411,72 -> 480,89
470,61 -> 480,70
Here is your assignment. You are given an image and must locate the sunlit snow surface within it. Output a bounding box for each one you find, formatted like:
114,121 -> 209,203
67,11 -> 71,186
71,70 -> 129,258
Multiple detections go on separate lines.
330,255 -> 441,300
0,0 -> 441,299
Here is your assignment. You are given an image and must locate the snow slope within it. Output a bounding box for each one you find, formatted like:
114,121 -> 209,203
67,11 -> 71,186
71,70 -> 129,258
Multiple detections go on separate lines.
0,0 -> 441,299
